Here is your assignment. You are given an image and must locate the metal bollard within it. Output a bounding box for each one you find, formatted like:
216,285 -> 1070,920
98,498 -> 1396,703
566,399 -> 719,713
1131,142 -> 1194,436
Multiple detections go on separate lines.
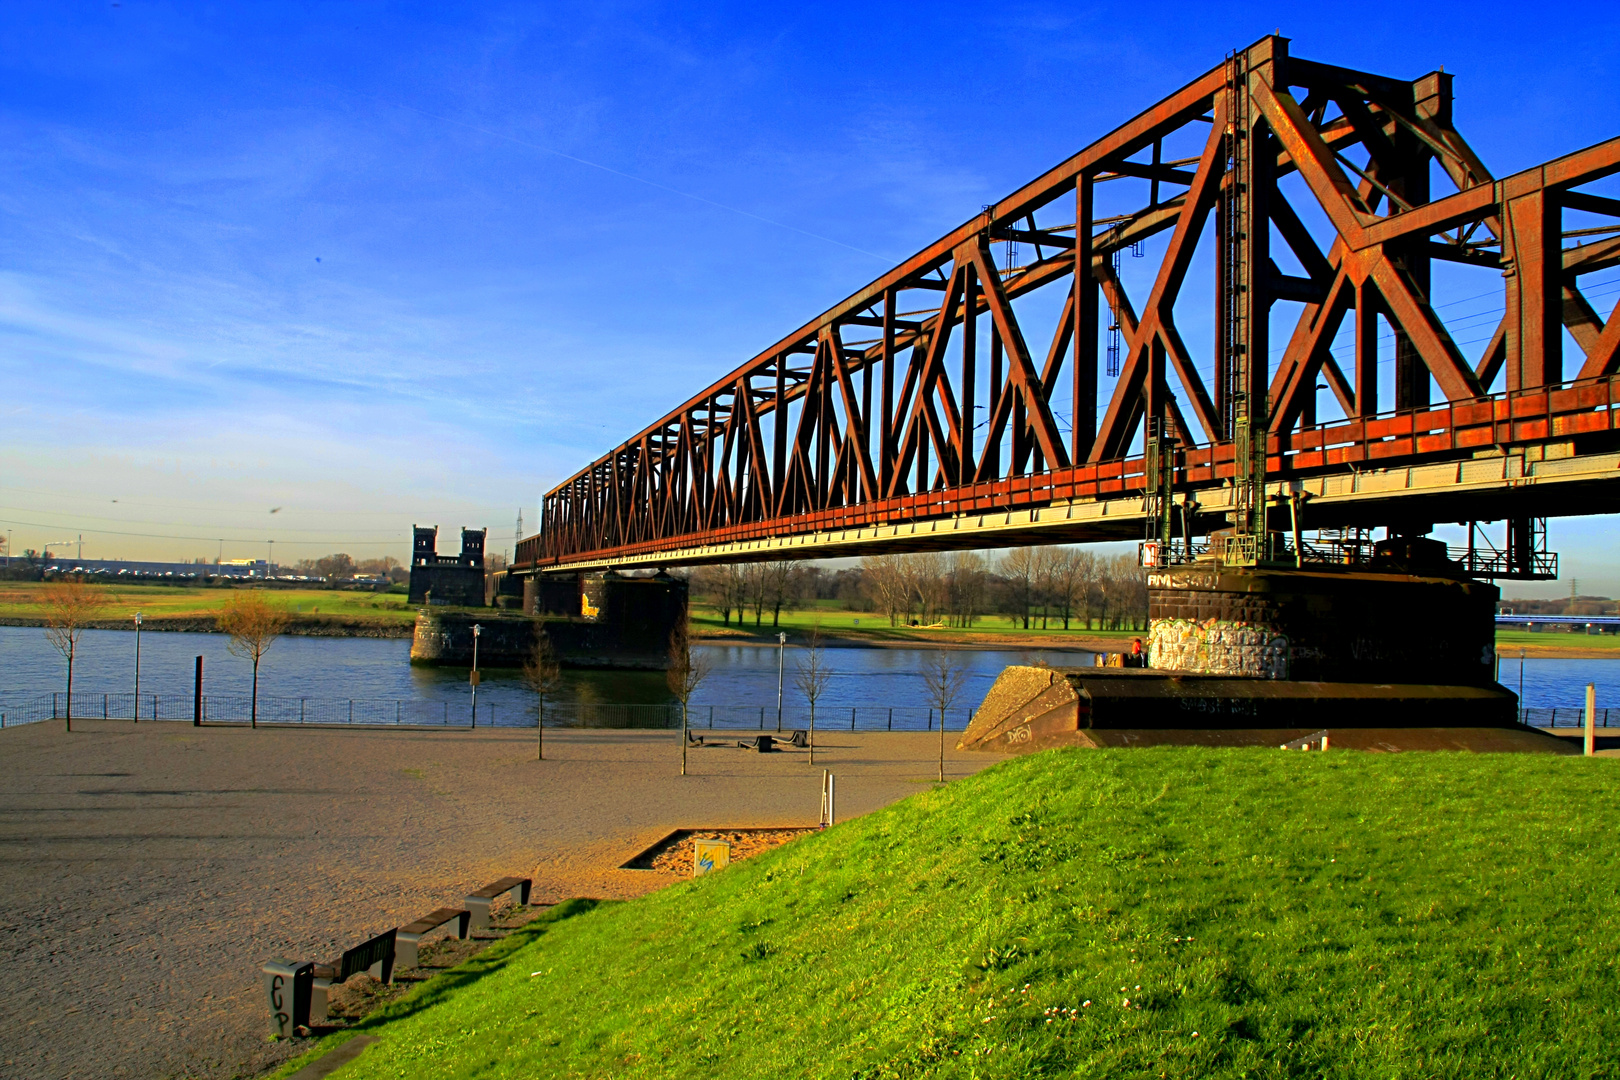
262,959 -> 312,1037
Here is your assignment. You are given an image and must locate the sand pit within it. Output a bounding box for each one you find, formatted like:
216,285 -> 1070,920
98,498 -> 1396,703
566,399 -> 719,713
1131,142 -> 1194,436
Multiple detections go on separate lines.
0,720 -> 997,1080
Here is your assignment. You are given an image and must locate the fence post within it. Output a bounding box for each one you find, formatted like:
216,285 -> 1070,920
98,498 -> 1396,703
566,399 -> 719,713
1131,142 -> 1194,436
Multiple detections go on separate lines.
300,699 -> 305,723
396,701 -> 401,724
104,693 -> 108,719
1586,684 -> 1597,756
348,700 -> 353,724
444,701 -> 448,725
851,706 -> 856,731
928,708 -> 933,731
888,707 -> 893,731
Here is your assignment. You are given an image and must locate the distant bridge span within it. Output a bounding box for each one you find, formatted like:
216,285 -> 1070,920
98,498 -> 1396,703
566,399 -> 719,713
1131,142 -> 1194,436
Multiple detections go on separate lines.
516,36 -> 1620,576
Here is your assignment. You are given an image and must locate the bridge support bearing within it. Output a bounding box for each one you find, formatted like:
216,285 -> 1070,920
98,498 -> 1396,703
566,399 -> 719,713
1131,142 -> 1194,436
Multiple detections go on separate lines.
1146,565 -> 1499,685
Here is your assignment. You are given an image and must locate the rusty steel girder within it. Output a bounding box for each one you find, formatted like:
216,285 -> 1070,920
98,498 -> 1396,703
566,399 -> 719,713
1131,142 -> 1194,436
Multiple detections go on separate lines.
521,35 -> 1620,572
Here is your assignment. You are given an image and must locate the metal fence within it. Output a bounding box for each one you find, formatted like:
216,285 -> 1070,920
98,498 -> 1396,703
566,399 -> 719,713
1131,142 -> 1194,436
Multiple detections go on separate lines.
0,692 -> 969,732
1521,706 -> 1613,728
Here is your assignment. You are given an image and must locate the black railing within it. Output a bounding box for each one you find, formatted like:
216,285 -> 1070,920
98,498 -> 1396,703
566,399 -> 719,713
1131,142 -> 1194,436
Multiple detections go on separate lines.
0,692 -> 969,732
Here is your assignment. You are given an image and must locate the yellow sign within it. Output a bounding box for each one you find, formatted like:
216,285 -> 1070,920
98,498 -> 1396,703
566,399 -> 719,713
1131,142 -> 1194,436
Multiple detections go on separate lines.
693,839 -> 731,877
469,670 -> 482,686
580,594 -> 600,619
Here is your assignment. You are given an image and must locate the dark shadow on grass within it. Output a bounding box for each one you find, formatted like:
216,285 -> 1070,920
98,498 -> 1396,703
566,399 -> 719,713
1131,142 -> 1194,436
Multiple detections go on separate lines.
356,898 -> 608,1026
269,898 -> 610,1079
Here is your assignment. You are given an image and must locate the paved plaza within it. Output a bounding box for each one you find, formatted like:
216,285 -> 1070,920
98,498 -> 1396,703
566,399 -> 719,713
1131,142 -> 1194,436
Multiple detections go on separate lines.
0,720 -> 1002,1079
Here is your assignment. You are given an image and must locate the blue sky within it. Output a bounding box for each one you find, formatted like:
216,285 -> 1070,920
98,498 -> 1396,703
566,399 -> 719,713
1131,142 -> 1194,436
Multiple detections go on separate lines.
1,2 -> 1617,594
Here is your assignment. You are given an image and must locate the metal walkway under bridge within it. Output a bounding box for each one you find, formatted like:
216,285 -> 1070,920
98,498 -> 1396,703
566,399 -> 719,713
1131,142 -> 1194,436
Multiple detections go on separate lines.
516,35 -> 1620,579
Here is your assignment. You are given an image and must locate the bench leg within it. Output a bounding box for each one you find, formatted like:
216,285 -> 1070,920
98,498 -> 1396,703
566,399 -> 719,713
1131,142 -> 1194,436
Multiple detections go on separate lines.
456,910 -> 471,939
310,978 -> 333,1024
465,895 -> 493,932
516,880 -> 532,907
397,933 -> 422,971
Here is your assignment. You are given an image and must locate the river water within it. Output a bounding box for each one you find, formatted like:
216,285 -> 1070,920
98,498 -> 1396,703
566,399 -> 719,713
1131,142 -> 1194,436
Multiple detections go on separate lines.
0,626 -> 1614,731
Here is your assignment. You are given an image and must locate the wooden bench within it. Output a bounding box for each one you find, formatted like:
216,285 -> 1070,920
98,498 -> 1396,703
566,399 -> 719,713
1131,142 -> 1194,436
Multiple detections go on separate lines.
396,906 -> 470,970
310,929 -> 397,1023
465,876 -> 532,931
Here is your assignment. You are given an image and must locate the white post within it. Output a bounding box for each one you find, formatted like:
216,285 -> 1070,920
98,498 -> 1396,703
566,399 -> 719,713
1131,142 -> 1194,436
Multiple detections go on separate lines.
470,624 -> 482,727
1586,682 -> 1596,757
775,631 -> 787,732
133,612 -> 142,723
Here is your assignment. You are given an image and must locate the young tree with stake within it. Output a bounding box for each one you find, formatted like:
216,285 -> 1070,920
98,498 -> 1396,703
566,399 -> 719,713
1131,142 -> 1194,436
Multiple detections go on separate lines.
523,627 -> 564,761
218,591 -> 289,728
793,625 -> 833,765
43,579 -> 107,732
920,648 -> 968,783
667,616 -> 713,776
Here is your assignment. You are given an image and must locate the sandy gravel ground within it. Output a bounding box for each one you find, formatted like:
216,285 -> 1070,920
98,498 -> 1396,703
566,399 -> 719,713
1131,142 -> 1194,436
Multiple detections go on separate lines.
0,720 -> 1002,1080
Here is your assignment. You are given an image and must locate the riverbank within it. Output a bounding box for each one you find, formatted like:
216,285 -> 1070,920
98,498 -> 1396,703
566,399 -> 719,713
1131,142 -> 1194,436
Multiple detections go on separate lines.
693,621 -> 1140,652
0,614 -> 413,638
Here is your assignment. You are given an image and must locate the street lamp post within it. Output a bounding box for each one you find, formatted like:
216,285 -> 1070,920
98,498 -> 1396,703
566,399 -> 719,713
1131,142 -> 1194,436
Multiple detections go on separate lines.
775,631 -> 787,732
133,612 -> 143,723
470,623 -> 483,728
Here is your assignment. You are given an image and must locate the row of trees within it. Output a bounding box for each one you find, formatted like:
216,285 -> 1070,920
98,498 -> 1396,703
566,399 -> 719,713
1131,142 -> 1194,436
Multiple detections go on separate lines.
290,554 -> 407,582
689,547 -> 1149,631
41,581 -> 290,730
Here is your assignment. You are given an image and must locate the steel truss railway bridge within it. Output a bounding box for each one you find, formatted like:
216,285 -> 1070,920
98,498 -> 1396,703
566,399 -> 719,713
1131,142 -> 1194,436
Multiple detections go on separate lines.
516,36 -> 1620,582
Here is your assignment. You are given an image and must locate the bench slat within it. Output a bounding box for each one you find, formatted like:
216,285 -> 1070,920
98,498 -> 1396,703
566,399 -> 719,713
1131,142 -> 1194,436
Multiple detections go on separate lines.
469,876 -> 528,900
400,907 -> 468,936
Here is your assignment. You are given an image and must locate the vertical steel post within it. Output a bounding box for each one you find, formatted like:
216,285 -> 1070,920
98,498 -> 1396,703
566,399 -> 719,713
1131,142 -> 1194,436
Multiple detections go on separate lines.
133,612 -> 142,722
1222,44 -> 1271,565
193,656 -> 203,726
1074,172 -> 1098,462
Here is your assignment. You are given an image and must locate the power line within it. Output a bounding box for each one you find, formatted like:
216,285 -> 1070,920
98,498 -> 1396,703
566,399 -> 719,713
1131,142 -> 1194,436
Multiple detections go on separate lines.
0,516 -> 404,546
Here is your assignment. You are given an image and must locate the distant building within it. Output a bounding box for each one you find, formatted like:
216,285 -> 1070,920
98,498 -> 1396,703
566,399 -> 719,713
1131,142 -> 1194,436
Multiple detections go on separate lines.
408,525 -> 487,606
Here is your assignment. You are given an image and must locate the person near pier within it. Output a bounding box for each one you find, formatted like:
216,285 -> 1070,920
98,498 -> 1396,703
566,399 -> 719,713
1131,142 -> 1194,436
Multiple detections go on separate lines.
1123,638 -> 1148,668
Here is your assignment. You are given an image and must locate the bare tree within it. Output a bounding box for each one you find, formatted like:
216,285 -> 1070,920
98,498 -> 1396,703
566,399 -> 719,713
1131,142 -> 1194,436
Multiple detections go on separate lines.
946,551 -> 987,628
1049,548 -> 1094,630
861,555 -> 910,626
314,553 -> 356,581
667,616 -> 713,776
793,626 -> 833,765
43,579 -> 107,732
765,559 -> 800,628
909,552 -> 947,625
999,547 -> 1037,629
919,648 -> 969,782
743,563 -> 771,628
523,626 -> 564,761
218,591 -> 290,728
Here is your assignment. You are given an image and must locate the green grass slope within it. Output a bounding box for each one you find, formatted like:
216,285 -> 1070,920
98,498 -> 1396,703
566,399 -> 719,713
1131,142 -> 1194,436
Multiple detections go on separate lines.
300,748 -> 1619,1079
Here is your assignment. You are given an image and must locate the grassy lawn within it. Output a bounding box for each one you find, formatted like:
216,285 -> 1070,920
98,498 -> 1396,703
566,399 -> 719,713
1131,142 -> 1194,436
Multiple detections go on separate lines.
280,747 -> 1618,1079
1495,629 -> 1620,652
0,582 -> 417,624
